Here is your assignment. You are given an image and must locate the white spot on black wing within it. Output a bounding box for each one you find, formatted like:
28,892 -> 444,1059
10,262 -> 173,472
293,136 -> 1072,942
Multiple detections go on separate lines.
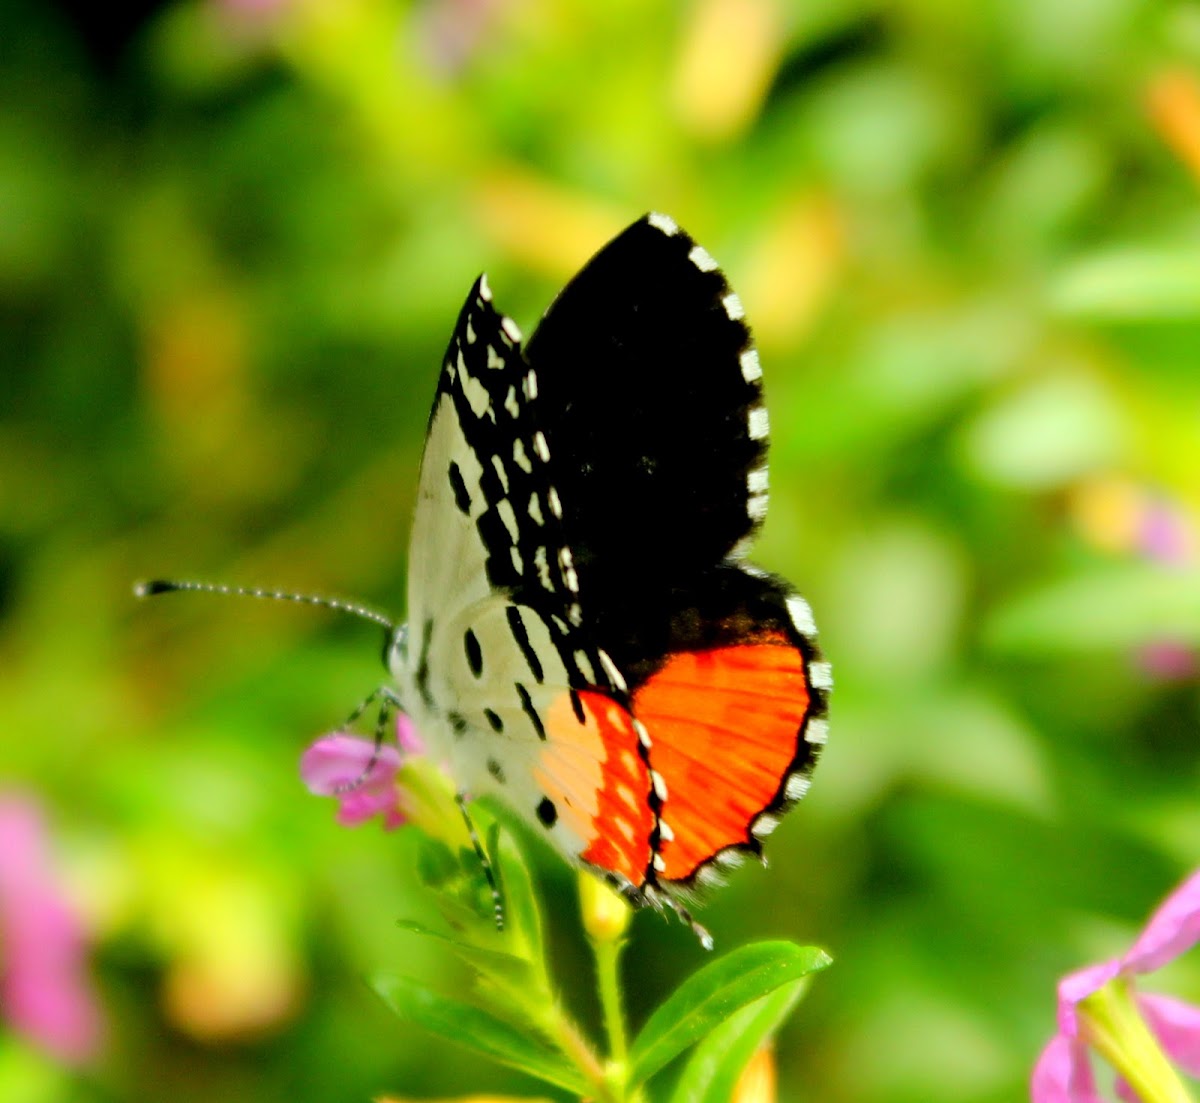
491,454 -> 510,493
648,211 -> 679,236
786,594 -> 817,638
784,774 -> 810,801
513,438 -> 533,473
534,545 -> 553,589
809,661 -> 833,690
496,498 -> 520,543
740,348 -> 762,383
805,717 -> 829,745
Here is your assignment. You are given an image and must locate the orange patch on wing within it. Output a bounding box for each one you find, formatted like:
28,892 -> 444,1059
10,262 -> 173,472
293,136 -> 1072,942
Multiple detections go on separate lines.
633,641 -> 809,882
539,690 -> 655,888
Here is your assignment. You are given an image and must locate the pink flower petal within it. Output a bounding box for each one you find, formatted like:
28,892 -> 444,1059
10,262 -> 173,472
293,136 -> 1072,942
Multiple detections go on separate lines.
1123,870 -> 1200,974
0,797 -> 102,1064
1032,1034 -> 1104,1103
300,734 -> 408,830
300,734 -> 401,797
1136,992 -> 1200,1078
396,712 -> 424,756
1058,961 -> 1123,1037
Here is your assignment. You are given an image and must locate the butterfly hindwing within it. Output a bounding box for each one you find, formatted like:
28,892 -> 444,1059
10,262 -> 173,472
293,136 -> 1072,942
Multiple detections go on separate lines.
624,564 -> 829,891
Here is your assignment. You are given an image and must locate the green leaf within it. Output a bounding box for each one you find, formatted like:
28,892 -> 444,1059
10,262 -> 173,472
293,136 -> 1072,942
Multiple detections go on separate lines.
487,819 -> 546,967
395,920 -> 537,989
669,979 -> 808,1103
413,830 -> 500,931
371,973 -> 588,1096
1050,248 -> 1200,319
413,834 -> 459,887
987,564 -> 1200,653
628,941 -> 831,1088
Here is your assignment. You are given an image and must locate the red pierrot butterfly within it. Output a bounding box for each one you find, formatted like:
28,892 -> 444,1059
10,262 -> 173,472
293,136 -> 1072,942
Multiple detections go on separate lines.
140,213 -> 830,943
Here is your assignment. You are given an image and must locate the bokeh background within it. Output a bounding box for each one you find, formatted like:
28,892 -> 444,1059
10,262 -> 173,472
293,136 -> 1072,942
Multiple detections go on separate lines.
4,0 -> 1200,1099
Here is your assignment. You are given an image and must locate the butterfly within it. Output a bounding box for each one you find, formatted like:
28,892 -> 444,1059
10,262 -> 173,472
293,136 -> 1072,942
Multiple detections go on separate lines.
140,213 -> 829,943
387,212 -> 830,934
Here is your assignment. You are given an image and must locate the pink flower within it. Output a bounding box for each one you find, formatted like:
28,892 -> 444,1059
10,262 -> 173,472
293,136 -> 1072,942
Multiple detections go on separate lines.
300,714 -> 423,830
0,796 -> 102,1064
1033,869 -> 1200,1102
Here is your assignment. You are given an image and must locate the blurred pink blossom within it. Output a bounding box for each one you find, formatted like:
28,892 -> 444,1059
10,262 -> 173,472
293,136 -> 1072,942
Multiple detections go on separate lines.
1138,641 -> 1198,682
417,0 -> 507,75
0,796 -> 102,1064
1032,869 -> 1200,1102
1140,499 -> 1194,565
300,713 -> 422,830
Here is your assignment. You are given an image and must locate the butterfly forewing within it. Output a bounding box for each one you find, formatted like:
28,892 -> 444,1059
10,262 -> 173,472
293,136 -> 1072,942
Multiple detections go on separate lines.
397,276 -> 659,892
397,214 -> 827,911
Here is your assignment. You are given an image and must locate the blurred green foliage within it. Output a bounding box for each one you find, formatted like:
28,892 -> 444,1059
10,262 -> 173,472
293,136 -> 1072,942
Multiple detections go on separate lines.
3,0 -> 1200,1100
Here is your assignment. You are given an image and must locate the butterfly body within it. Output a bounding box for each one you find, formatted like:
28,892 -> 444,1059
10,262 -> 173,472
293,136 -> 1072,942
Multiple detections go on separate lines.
389,213 -> 829,911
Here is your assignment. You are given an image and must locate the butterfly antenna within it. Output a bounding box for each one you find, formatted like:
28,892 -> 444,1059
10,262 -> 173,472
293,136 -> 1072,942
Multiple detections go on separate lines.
456,794 -> 505,932
134,578 -> 395,633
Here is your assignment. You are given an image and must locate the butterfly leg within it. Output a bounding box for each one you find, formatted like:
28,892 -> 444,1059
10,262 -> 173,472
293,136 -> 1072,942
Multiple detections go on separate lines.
332,687 -> 404,795
455,793 -> 505,932
340,685 -> 388,730
642,886 -> 713,951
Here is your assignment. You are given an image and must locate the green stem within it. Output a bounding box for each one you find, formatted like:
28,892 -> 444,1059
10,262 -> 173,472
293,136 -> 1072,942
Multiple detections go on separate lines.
538,1000 -> 618,1103
596,936 -> 629,1067
1079,979 -> 1196,1103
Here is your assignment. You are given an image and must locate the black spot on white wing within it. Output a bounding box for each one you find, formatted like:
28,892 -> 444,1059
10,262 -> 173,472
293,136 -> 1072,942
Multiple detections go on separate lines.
505,605 -> 544,683
463,628 -> 483,677
515,682 -> 546,740
415,618 -> 434,709
448,461 -> 472,514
